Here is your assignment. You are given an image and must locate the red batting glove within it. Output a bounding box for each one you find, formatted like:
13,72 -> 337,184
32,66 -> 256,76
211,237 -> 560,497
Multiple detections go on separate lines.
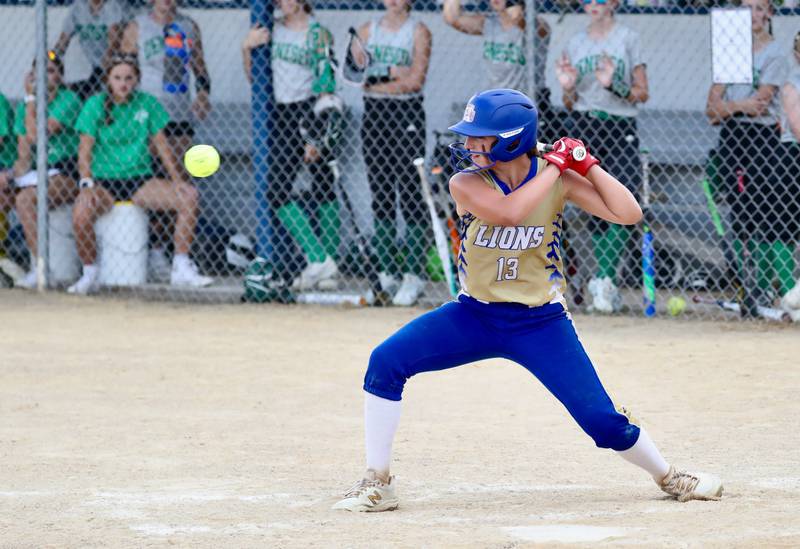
541,138 -> 574,174
560,137 -> 600,177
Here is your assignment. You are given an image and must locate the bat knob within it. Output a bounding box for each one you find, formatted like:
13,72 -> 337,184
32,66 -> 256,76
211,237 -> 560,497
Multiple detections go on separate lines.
572,146 -> 587,161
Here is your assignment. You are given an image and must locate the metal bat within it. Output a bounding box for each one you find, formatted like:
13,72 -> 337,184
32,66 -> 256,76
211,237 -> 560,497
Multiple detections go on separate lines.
691,295 -> 790,322
640,145 -> 656,317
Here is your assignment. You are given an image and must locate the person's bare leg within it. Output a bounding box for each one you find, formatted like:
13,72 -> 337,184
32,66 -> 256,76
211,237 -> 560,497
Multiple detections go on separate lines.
133,179 -> 210,287
72,187 -> 113,266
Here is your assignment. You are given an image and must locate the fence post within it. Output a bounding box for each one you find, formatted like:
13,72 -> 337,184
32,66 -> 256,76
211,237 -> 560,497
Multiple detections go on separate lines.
250,0 -> 274,262
34,0 -> 48,290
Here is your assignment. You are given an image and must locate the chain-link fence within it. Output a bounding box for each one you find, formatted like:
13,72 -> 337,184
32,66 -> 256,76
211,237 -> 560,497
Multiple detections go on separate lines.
0,0 -> 799,322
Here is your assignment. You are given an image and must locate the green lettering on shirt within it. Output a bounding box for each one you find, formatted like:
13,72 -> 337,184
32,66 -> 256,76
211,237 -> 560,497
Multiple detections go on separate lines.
76,23 -> 108,41
368,45 -> 411,67
143,35 -> 163,59
483,41 -> 526,66
272,42 -> 312,67
574,54 -> 627,85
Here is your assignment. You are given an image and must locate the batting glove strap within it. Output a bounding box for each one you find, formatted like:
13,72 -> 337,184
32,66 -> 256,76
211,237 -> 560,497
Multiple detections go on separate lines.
541,138 -> 573,174
558,137 -> 599,177
572,151 -> 600,177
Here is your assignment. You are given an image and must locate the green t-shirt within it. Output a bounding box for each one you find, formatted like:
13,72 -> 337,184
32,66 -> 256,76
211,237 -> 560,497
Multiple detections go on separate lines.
75,90 -> 169,179
0,94 -> 16,168
14,87 -> 81,167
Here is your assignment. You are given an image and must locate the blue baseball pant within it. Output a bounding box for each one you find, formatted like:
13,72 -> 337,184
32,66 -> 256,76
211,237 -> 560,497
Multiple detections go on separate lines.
363,295 -> 640,451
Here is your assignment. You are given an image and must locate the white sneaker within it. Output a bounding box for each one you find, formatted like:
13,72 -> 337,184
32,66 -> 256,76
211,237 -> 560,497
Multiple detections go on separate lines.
17,268 -> 38,290
378,271 -> 399,295
291,256 -> 338,291
148,248 -> 172,283
392,273 -> 425,306
587,276 -> 620,314
170,258 -> 213,287
780,280 -> 800,310
331,469 -> 399,512
0,258 -> 26,283
67,269 -> 100,295
658,466 -> 723,502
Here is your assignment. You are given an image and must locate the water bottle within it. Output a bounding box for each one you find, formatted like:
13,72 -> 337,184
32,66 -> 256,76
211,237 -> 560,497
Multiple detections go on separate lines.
163,22 -> 190,95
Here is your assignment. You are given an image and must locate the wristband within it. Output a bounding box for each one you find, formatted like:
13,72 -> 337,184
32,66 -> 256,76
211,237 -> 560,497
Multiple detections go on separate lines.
79,177 -> 95,189
365,74 -> 393,86
605,81 -> 631,100
24,94 -> 35,104
365,65 -> 392,87
195,75 -> 211,94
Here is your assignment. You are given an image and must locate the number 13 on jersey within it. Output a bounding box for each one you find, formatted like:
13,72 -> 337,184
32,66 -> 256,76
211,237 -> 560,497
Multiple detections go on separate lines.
496,257 -> 520,281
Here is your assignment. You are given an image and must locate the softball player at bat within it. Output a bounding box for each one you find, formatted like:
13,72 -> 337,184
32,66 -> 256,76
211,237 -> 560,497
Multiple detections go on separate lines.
242,0 -> 342,291
555,0 -> 649,314
332,89 -> 723,512
352,0 -> 432,306
706,0 -> 788,312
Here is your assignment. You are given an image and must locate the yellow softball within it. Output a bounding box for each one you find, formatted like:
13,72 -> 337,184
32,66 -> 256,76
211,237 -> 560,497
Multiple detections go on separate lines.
667,296 -> 687,316
184,144 -> 220,178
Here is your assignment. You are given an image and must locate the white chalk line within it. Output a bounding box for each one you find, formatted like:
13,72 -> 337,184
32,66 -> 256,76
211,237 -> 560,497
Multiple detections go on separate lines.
503,525 -> 639,543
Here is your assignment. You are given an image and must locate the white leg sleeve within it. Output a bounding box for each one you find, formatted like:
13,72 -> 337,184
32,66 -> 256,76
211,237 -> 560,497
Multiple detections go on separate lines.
364,391 -> 401,477
617,428 -> 670,481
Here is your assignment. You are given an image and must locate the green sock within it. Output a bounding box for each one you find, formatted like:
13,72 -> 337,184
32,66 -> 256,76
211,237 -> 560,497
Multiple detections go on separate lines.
594,225 -> 630,281
317,201 -> 340,260
277,201 -> 326,263
755,241 -> 773,291
373,220 -> 397,273
404,224 -> 429,276
733,239 -> 744,272
592,232 -> 611,279
772,240 -> 796,296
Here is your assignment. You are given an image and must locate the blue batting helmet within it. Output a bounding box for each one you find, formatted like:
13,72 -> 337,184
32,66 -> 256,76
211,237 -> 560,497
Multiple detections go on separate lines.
448,89 -> 538,172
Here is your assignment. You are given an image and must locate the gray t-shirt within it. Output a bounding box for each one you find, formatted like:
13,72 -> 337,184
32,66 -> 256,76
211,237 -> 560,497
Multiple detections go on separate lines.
564,24 -> 643,118
780,63 -> 800,143
271,20 -> 314,105
482,14 -> 549,96
482,13 -> 525,92
724,39 -> 788,126
61,0 -> 130,70
136,12 -> 198,123
364,16 -> 420,100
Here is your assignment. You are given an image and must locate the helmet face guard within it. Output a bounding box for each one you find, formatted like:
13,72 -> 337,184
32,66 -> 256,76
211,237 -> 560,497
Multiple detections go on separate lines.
448,142 -> 496,174
447,88 -> 538,174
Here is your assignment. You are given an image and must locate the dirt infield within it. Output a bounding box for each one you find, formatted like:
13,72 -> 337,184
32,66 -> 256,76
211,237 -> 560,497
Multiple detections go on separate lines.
1,291 -> 798,548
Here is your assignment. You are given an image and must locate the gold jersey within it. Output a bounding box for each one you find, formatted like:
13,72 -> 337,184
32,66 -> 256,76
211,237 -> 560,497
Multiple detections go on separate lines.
457,158 -> 567,308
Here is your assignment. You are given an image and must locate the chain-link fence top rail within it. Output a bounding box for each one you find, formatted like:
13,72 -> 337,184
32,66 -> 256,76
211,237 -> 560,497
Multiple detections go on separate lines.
0,0 -> 799,322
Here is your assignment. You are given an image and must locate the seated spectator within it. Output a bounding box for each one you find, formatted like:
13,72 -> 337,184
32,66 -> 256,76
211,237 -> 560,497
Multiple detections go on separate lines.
13,51 -> 82,289
0,92 -> 15,258
69,54 -> 212,294
120,0 -> 212,279
777,30 -> 800,319
241,0 -> 343,292
52,0 -> 131,100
